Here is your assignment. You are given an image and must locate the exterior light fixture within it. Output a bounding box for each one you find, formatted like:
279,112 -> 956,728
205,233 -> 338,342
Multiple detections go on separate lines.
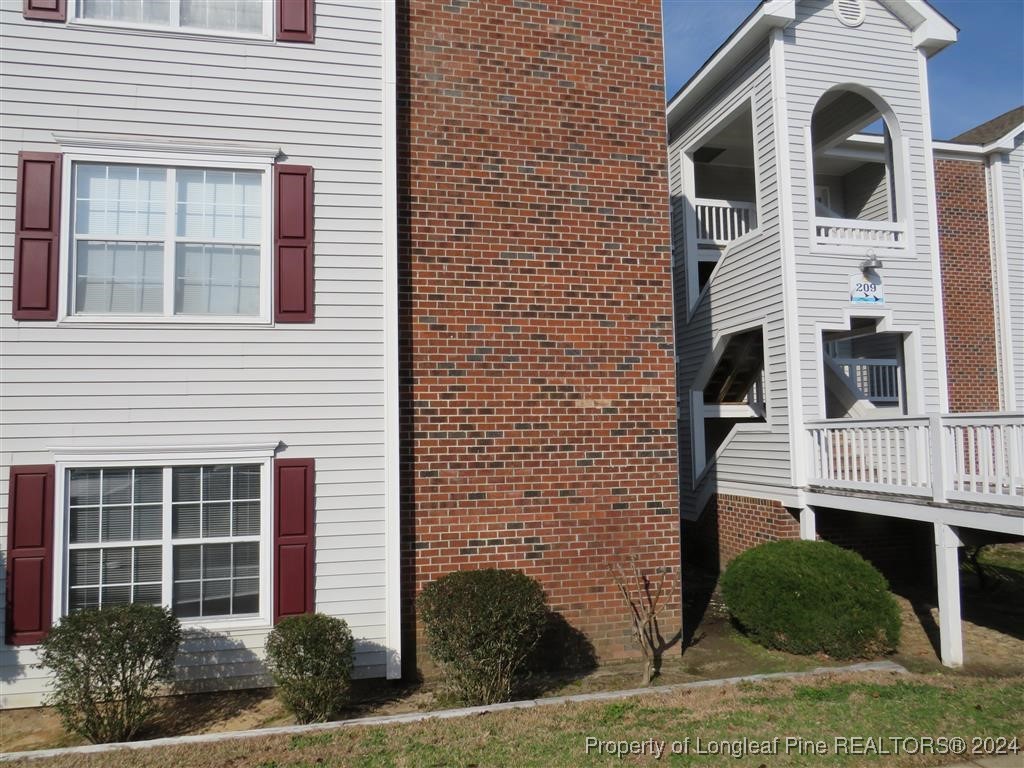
860,250 -> 883,273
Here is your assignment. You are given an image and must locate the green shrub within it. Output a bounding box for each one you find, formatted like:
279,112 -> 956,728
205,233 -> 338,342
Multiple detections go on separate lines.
720,540 -> 901,658
265,613 -> 355,723
417,568 -> 549,705
39,604 -> 182,743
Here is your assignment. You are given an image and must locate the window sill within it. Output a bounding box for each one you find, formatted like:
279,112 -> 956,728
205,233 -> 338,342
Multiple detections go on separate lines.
57,315 -> 275,328
179,616 -> 273,635
67,18 -> 274,45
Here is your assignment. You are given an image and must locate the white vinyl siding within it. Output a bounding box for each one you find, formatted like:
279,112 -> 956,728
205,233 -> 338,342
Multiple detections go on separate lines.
0,0 -> 392,707
784,0 -> 946,421
669,43 -> 796,517
1002,139 -> 1024,411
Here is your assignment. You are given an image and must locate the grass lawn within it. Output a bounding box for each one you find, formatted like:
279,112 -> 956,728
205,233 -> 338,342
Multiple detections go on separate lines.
9,670 -> 1022,767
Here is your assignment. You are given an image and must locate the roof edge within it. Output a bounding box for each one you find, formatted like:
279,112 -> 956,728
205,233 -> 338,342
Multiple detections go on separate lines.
666,1 -> 795,131
878,0 -> 958,56
667,0 -> 959,131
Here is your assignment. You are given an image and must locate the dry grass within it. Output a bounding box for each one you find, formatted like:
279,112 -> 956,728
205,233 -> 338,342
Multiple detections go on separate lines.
6,671 -> 1023,767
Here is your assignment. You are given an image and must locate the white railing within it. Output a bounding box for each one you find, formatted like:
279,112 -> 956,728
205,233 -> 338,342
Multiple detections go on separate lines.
815,217 -> 905,248
942,414 -> 1024,503
695,198 -> 757,246
807,413 -> 1024,505
832,358 -> 901,402
807,417 -> 932,495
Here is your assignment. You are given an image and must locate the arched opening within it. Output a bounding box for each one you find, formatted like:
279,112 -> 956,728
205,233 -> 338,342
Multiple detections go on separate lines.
810,88 -> 903,244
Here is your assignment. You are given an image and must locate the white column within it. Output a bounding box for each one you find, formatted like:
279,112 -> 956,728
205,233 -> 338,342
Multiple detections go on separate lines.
799,507 -> 816,541
934,522 -> 963,668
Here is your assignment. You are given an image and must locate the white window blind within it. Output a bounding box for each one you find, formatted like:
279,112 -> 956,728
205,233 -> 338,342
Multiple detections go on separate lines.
66,464 -> 263,620
72,163 -> 264,318
79,0 -> 264,35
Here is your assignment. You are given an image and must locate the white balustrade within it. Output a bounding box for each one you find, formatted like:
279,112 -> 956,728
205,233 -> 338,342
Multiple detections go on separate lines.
814,217 -> 905,247
832,358 -> 901,402
695,198 -> 757,246
807,417 -> 931,495
942,414 -> 1024,503
806,413 -> 1024,505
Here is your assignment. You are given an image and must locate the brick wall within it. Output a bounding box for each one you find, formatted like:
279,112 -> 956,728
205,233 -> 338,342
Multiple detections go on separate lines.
934,158 -> 1000,412
686,494 -> 800,570
397,0 -> 680,665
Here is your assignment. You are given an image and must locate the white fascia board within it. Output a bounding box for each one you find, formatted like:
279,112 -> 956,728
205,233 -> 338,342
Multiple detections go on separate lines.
878,0 -> 958,55
805,491 -> 1024,536
666,0 -> 795,130
931,140 -> 987,160
930,123 -> 1024,160
982,122 -> 1024,153
700,403 -> 762,418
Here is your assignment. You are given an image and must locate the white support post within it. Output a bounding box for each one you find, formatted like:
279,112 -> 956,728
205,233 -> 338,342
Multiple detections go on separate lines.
799,507 -> 816,540
933,522 -> 963,668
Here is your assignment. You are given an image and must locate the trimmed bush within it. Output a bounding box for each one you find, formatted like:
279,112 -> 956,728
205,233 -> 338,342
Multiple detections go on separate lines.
265,613 -> 355,723
39,604 -> 182,743
720,540 -> 901,658
418,569 -> 549,705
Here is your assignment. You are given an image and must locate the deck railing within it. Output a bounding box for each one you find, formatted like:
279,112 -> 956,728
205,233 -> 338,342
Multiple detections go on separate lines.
814,217 -> 905,248
942,414 -> 1024,504
695,198 -> 757,246
807,413 -> 1024,505
831,358 -> 901,402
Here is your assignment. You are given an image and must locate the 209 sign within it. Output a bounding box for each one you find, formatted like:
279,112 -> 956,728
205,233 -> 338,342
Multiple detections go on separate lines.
850,275 -> 885,304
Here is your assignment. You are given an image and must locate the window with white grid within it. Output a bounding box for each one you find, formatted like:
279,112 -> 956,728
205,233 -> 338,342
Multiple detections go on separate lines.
76,0 -> 270,37
65,464 -> 265,621
71,162 -> 265,319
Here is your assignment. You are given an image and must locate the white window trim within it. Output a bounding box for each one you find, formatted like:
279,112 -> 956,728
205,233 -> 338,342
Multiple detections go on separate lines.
68,0 -> 274,42
52,444 -> 278,632
813,311 -> 923,421
54,139 -> 278,326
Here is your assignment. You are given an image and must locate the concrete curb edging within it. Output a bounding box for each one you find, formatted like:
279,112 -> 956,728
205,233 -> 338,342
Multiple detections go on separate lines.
1,660 -> 908,763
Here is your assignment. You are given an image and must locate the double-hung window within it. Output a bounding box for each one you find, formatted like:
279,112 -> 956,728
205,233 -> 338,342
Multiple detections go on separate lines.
74,0 -> 272,38
63,461 -> 270,626
69,161 -> 269,321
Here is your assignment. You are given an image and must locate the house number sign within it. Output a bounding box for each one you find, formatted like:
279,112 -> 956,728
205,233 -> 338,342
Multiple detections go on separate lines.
850,274 -> 885,305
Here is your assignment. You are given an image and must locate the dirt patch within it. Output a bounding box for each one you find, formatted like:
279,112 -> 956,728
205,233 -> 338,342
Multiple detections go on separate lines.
892,544 -> 1024,676
4,549 -> 1022,755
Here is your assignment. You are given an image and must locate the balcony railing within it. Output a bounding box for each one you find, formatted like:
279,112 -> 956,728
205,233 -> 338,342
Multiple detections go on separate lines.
815,217 -> 905,248
831,358 -> 901,403
695,198 -> 757,246
807,413 -> 1024,505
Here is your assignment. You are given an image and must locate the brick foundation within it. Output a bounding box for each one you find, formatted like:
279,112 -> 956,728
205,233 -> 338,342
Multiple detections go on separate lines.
397,0 -> 681,668
685,494 -> 800,571
934,158 -> 1000,412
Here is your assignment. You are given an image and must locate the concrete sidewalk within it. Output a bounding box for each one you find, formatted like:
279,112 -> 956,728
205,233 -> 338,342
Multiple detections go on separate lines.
1,661 -> 906,762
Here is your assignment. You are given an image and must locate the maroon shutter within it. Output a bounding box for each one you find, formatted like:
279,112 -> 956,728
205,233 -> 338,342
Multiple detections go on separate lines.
6,466 -> 55,646
23,0 -> 66,21
13,152 -> 62,321
273,458 -> 315,622
276,0 -> 314,43
274,165 -> 314,323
